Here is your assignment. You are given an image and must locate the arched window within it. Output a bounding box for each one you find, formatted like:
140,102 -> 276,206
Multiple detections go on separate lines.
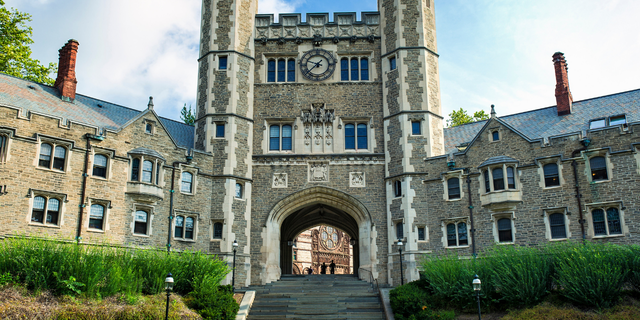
45,198 -> 60,225
277,59 -> 286,82
287,59 -> 295,82
93,154 -> 108,178
39,143 -> 52,168
592,207 -> 622,236
549,213 -> 566,239
360,58 -> 369,80
235,183 -> 243,199
181,171 -> 193,193
590,156 -> 608,181
31,196 -> 46,223
175,216 -> 184,238
89,204 -> 105,230
267,59 -> 276,82
492,167 -> 504,190
52,146 -> 66,171
213,222 -> 223,239
131,158 -> 140,181
142,160 -> 153,183
134,210 -> 149,235
446,222 -> 468,247
497,218 -> 512,242
543,163 -> 559,187
350,58 -> 359,81
341,58 -> 349,81
447,178 -> 460,200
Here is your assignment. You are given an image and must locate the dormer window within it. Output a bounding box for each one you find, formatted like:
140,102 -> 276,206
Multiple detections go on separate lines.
609,115 -> 626,126
492,131 -> 500,141
145,123 -> 153,134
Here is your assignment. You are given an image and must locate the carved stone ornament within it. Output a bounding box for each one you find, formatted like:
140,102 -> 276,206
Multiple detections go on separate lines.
272,173 -> 288,188
309,162 -> 329,182
301,104 -> 335,124
313,34 -> 323,46
304,123 -> 312,146
349,172 -> 365,188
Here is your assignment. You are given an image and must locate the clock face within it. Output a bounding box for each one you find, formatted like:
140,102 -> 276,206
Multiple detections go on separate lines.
300,49 -> 336,81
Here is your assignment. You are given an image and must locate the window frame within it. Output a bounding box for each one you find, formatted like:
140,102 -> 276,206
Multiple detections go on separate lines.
219,56 -> 228,70
87,200 -> 110,232
235,182 -> 244,199
36,137 -> 73,172
212,221 -> 224,240
491,212 -> 515,244
0,128 -> 13,163
444,220 -> 469,248
417,226 -> 427,241
267,57 -> 296,83
411,121 -> 421,135
543,209 -> 569,241
395,221 -> 404,241
389,56 -> 397,71
215,122 -> 225,138
28,190 -> 67,228
340,56 -> 370,81
542,162 -> 561,188
180,169 -> 196,194
268,123 -> 294,152
481,164 -> 519,194
174,212 -> 198,241
586,202 -> 625,238
393,180 -> 402,198
589,155 -> 609,182
129,155 -> 164,186
344,122 -> 369,151
589,118 -> 606,130
132,205 -> 154,237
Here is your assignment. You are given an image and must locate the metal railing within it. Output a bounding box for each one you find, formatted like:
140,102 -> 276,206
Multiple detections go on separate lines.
358,267 -> 379,291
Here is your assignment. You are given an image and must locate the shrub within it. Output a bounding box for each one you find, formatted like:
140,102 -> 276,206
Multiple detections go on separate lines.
390,281 -> 430,320
626,245 -> 640,292
186,279 -> 239,320
0,236 -> 229,298
486,245 -> 552,307
553,242 -> 629,309
420,254 -> 495,311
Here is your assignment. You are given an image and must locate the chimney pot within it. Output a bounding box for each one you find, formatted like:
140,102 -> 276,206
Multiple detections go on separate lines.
54,39 -> 79,101
553,52 -> 573,116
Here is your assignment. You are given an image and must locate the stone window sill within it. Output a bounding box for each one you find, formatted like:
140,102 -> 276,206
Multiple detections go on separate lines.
548,238 -> 567,242
91,176 -> 108,181
87,228 -> 105,233
589,179 -> 611,184
35,167 -> 66,174
211,238 -> 223,242
175,238 -> 196,243
496,242 -> 515,245
132,233 -> 150,238
28,222 -> 61,229
446,197 -> 462,202
446,245 -> 469,249
543,185 -> 562,190
592,234 -> 624,239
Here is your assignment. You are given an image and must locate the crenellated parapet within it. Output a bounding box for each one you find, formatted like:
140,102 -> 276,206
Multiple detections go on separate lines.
255,12 -> 380,44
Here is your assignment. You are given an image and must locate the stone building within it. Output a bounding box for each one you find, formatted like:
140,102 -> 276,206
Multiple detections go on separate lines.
0,0 -> 639,289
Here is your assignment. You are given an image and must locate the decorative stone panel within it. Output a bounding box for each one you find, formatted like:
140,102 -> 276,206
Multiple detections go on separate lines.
308,161 -> 329,182
350,172 -> 365,187
272,173 -> 288,188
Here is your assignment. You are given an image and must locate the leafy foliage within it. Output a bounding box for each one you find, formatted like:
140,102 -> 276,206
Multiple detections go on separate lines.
389,280 -> 457,320
0,1 -> 56,85
181,103 -> 196,126
186,283 -> 239,320
0,236 -> 229,298
446,108 -> 490,127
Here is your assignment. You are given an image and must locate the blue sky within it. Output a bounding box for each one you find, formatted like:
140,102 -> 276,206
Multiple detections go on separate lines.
5,0 -> 640,122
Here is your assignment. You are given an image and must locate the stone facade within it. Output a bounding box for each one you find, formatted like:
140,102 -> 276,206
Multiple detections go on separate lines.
2,0 -> 639,290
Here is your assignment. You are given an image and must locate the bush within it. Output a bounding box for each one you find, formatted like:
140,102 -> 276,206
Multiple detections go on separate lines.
486,245 -> 553,307
626,245 -> 640,292
0,236 -> 229,298
420,254 -> 495,311
390,281 -> 429,320
186,279 -> 239,320
553,242 -> 629,309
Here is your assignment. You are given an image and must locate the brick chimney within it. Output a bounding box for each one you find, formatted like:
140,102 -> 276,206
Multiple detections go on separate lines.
553,52 -> 572,116
54,39 -> 79,101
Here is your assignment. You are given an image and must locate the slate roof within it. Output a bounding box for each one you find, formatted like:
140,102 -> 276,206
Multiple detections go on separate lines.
128,147 -> 167,161
444,89 -> 640,154
0,73 -> 194,149
478,156 -> 519,168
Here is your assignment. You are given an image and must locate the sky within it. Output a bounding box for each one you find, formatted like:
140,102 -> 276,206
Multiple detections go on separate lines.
4,0 -> 640,122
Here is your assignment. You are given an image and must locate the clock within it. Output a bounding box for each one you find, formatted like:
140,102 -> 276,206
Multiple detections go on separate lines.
299,49 -> 336,81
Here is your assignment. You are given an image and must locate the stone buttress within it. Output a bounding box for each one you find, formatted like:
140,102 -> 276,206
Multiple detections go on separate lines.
379,0 -> 443,285
195,0 -> 257,287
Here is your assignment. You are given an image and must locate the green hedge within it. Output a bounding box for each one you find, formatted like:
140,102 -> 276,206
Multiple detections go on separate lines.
412,242 -> 640,312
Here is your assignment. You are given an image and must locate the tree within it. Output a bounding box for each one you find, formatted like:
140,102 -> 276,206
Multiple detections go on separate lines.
0,0 -> 56,85
446,108 -> 490,127
181,104 -> 195,126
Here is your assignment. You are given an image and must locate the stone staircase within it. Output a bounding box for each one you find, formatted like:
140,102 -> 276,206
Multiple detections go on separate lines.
246,274 -> 385,320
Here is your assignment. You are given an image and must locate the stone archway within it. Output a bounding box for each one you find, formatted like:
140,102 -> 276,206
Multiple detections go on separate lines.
260,186 -> 376,284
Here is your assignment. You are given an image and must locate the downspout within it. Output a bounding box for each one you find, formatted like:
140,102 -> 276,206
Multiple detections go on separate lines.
77,134 -> 104,243
167,154 -> 193,254
571,139 -> 590,241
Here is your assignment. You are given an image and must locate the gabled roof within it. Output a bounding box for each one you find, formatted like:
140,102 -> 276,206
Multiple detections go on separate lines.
443,89 -> 640,154
478,156 -> 518,168
0,73 -> 194,149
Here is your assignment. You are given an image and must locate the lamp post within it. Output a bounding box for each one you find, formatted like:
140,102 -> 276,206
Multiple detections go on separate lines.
232,240 -> 238,290
473,274 -> 482,320
397,239 -> 404,286
164,273 -> 174,320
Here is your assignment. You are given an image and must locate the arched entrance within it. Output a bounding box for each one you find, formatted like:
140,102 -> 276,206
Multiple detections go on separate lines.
260,186 -> 376,284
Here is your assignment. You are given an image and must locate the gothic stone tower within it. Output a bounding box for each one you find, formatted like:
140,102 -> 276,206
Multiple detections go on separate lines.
195,0 -> 258,287
379,0 -> 442,285
195,0 -> 442,286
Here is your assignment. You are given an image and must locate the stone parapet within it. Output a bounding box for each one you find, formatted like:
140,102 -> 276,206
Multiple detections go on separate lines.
255,12 -> 380,42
